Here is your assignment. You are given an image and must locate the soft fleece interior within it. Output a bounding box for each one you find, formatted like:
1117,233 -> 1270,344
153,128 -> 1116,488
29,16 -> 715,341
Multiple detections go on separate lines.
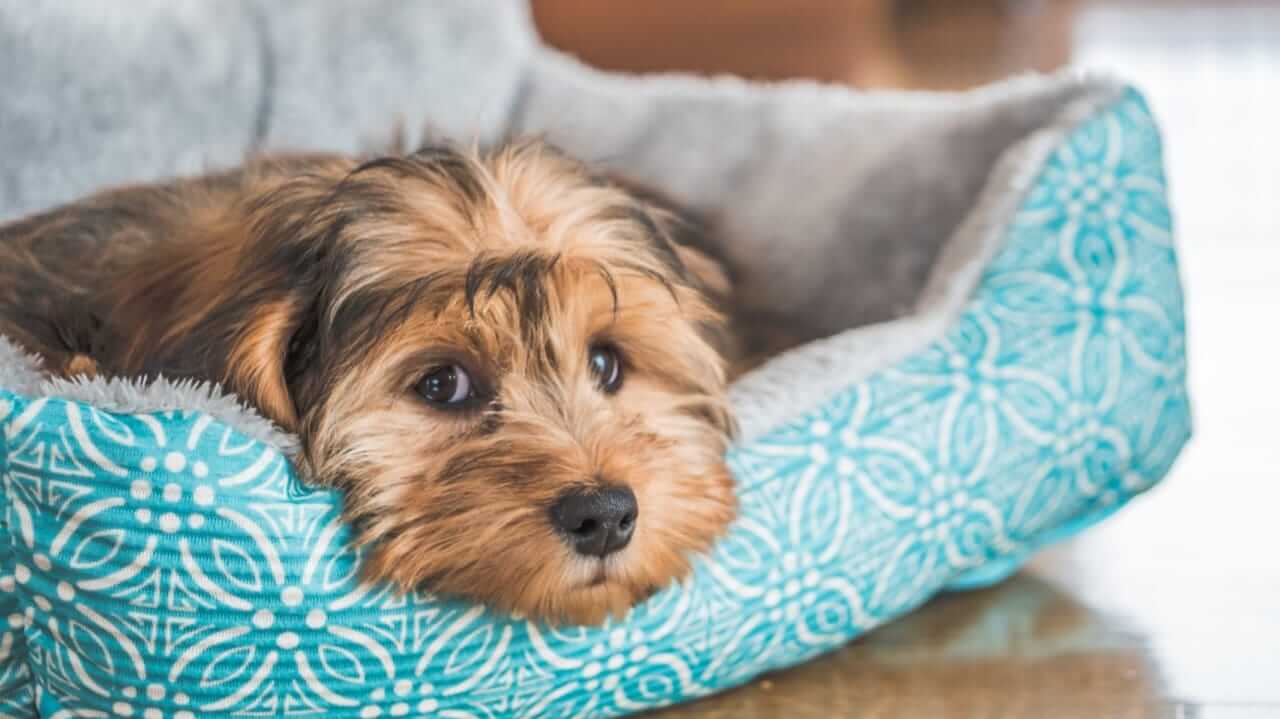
0,66 -> 1123,447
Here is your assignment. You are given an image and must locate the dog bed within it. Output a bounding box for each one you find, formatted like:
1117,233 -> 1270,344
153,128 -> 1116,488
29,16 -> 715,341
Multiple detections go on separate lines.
0,9 -> 1190,718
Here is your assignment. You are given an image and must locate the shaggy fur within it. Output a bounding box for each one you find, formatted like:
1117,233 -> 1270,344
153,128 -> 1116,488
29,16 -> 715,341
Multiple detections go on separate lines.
0,141 -> 737,624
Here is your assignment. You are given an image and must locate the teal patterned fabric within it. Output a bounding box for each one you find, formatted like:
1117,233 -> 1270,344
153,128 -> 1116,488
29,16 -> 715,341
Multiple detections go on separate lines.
0,89 -> 1189,718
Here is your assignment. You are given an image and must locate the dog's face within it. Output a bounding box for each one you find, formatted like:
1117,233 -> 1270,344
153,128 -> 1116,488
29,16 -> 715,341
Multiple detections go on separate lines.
192,144 -> 737,624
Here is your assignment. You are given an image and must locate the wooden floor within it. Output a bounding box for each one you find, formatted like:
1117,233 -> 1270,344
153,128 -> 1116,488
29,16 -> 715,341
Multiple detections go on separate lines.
538,1 -> 1280,717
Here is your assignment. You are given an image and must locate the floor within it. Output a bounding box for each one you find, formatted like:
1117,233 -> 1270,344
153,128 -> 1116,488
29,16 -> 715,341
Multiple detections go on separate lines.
541,1 -> 1280,717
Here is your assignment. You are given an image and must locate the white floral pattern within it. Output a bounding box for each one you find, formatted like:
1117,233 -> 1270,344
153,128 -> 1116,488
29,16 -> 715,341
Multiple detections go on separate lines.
0,89 -> 1190,718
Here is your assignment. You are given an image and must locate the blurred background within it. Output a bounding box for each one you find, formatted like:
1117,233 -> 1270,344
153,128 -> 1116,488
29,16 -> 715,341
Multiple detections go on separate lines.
534,1 -> 1279,717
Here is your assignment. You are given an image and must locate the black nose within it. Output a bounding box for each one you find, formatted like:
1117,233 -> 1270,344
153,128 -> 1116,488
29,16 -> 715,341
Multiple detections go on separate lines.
551,485 -> 638,558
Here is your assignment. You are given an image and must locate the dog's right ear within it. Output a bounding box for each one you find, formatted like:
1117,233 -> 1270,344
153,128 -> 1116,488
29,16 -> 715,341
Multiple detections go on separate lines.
217,191 -> 335,432
104,227 -> 327,432
222,294 -> 318,430
94,162 -> 343,433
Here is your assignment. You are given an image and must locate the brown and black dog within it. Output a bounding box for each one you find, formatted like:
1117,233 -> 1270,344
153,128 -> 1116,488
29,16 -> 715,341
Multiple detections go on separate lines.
0,141 -> 740,624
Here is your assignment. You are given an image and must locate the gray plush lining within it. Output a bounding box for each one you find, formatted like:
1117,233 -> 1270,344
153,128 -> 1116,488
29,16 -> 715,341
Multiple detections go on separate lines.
0,336 -> 43,397
0,0 -> 535,222
0,335 -> 297,452
38,374 -> 299,453
727,77 -> 1126,442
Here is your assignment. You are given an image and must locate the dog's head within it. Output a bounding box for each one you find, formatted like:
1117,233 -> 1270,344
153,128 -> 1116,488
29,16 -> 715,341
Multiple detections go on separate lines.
110,142 -> 736,624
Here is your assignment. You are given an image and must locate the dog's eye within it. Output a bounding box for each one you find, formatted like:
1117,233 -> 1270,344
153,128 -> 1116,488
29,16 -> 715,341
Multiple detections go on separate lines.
415,364 -> 474,405
588,345 -> 623,393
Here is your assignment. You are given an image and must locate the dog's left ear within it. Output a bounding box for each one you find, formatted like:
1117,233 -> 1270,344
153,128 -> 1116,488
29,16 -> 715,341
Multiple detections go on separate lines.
672,242 -> 732,301
607,173 -> 735,301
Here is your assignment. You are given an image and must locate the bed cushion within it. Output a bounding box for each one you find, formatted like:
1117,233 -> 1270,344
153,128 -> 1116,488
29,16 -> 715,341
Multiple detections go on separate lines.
0,83 -> 1189,717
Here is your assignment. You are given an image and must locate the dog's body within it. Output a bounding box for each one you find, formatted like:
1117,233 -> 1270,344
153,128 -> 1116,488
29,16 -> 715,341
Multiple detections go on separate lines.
0,142 -> 738,624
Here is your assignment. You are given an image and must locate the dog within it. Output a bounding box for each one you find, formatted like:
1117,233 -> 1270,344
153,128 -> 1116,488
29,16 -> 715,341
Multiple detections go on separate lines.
0,140 -> 739,625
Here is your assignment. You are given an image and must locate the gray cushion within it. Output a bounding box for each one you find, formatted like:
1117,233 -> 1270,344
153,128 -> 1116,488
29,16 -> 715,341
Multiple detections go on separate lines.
0,0 -> 533,220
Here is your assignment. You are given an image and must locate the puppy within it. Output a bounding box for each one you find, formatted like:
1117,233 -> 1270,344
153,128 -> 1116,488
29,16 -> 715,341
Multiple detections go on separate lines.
0,141 -> 738,624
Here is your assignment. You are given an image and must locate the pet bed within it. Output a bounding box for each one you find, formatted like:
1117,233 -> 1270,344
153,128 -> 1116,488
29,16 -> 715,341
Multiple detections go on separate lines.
0,5 -> 1190,717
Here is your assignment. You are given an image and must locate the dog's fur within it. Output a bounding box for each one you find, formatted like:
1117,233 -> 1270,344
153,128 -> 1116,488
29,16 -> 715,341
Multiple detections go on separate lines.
0,141 -> 738,624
